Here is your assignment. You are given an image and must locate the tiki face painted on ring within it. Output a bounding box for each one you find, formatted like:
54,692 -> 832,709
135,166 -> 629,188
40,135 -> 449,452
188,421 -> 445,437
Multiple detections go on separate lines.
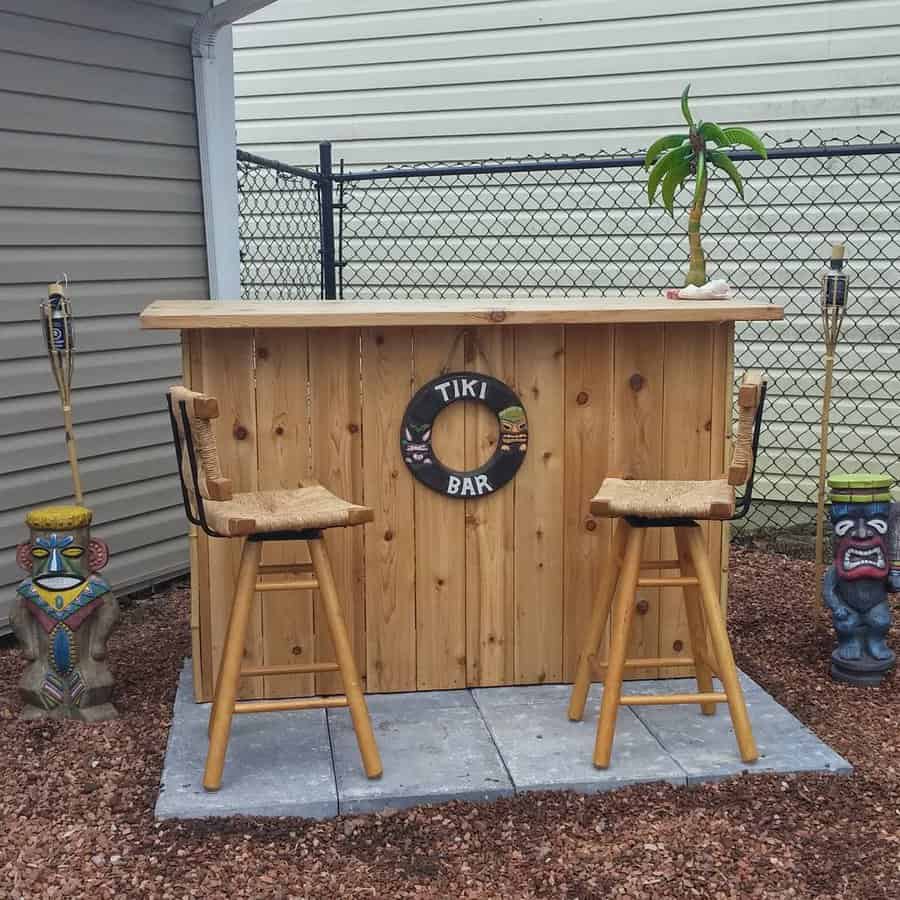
831,502 -> 890,581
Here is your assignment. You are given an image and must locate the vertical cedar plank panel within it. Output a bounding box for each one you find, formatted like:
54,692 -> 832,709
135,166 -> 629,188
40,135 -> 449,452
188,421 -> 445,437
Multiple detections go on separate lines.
611,324 -> 664,679
362,327 -> 416,692
658,324 -> 714,677
186,330 -> 213,700
465,328 -> 516,686
413,327 -> 466,689
514,325 -> 564,684
715,322 -> 735,612
562,325 -> 614,682
308,328 -> 366,694
199,329 -> 262,698
255,329 -> 315,698
181,330 -> 211,701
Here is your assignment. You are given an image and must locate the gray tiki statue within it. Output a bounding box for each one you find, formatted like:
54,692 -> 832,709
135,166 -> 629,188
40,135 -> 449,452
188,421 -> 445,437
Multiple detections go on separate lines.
12,505 -> 119,720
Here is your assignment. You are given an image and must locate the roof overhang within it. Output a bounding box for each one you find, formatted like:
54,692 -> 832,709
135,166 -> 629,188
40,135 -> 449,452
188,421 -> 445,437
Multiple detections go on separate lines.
192,0 -> 278,58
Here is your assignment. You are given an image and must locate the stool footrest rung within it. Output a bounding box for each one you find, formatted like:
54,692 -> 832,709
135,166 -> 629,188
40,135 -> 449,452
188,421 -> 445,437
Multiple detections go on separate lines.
256,578 -> 319,592
637,575 -> 699,588
619,691 -> 727,706
240,661 -> 340,677
257,562 -> 314,575
596,656 -> 696,669
639,559 -> 682,569
233,695 -> 350,714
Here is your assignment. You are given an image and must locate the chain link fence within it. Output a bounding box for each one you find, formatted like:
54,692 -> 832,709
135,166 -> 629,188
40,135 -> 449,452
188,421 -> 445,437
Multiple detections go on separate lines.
237,133 -> 900,543
237,150 -> 322,299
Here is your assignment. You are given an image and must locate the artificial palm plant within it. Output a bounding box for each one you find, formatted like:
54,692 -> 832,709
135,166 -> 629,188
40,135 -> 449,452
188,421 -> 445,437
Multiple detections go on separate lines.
646,84 -> 768,286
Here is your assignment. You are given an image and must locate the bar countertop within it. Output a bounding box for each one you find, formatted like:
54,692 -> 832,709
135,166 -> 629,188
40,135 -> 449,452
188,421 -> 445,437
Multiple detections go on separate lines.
141,296 -> 784,330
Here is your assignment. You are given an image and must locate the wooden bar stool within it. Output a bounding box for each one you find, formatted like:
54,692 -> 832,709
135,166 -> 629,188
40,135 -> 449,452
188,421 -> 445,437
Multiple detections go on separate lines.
568,371 -> 767,768
166,386 -> 382,791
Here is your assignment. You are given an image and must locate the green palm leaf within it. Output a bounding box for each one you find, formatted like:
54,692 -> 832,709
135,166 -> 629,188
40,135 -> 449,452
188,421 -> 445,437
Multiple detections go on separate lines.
644,133 -> 687,169
662,159 -> 691,215
648,144 -> 692,204
721,126 -> 768,159
698,121 -> 730,148
680,83 -> 694,128
708,150 -> 745,199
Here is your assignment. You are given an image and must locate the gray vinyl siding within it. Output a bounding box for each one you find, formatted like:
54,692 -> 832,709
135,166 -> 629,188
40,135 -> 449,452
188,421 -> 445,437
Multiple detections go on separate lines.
0,0 -> 211,628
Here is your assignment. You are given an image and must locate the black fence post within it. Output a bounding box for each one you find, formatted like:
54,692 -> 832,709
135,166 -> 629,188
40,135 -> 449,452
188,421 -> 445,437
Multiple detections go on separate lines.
318,141 -> 338,300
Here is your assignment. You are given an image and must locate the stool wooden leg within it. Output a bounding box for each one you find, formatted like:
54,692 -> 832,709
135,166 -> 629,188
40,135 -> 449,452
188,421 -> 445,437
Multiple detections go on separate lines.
674,527 -> 716,716
569,520 -> 629,721
683,526 -> 758,764
309,537 -> 383,779
593,526 -> 645,768
208,557 -> 245,739
204,538 -> 261,791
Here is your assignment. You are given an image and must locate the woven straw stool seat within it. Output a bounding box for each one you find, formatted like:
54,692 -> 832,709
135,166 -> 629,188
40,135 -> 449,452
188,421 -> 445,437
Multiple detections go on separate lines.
203,483 -> 374,537
590,477 -> 735,521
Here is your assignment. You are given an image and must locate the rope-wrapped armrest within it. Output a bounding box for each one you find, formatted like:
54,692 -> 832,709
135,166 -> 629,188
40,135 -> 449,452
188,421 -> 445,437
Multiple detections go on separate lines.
728,371 -> 765,486
168,385 -> 233,502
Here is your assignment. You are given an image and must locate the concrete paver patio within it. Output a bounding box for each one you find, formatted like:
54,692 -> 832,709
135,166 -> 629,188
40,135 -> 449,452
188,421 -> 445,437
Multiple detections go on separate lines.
156,663 -> 851,820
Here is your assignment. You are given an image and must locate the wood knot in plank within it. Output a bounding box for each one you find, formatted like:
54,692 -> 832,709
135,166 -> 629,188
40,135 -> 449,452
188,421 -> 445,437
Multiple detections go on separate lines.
629,373 -> 645,392
257,346 -> 269,360
489,309 -> 506,323
584,518 -> 597,532
576,391 -> 589,406
636,599 -> 650,615
673,640 -> 684,652
233,424 -> 248,440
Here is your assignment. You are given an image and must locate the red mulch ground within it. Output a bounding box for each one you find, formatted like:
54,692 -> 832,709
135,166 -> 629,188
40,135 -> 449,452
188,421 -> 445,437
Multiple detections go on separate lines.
1,549 -> 899,899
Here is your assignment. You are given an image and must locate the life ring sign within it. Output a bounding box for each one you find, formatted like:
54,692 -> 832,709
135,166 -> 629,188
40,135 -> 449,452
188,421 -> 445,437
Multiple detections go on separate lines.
400,371 -> 528,498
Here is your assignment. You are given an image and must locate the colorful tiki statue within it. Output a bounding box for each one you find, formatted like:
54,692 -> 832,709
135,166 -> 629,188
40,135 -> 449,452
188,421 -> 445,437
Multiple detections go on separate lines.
823,474 -> 896,685
12,506 -> 119,720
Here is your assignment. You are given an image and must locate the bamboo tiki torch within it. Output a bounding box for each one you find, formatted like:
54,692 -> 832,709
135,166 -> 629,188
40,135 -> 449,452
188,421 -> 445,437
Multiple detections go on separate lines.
40,279 -> 84,505
815,243 -> 850,589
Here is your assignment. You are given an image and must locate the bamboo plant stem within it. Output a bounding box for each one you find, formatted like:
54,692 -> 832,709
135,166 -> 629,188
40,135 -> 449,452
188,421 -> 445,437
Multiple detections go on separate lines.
686,175 -> 708,286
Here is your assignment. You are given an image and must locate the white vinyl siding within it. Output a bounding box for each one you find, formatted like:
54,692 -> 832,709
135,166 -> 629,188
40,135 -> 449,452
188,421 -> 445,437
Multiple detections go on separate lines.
0,0 -> 211,627
232,0 -> 900,165
233,0 -> 900,525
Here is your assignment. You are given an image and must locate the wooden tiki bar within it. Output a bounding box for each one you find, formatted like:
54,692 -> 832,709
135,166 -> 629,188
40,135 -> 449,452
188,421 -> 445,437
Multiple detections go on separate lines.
141,297 -> 783,702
